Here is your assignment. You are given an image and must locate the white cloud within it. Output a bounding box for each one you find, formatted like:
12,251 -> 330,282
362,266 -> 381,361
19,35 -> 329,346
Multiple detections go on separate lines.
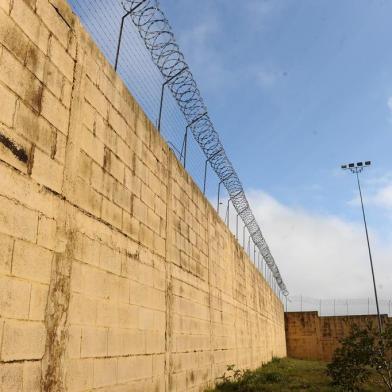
221,190 -> 392,304
387,97 -> 392,124
373,184 -> 392,209
388,97 -> 392,112
176,14 -> 235,93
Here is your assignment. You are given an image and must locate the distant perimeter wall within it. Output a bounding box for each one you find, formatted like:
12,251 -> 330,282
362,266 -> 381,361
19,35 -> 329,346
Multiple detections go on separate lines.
285,312 -> 391,362
0,1 -> 286,391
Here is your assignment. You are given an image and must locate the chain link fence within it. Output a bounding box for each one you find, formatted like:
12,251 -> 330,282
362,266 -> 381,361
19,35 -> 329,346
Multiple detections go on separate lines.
286,295 -> 392,317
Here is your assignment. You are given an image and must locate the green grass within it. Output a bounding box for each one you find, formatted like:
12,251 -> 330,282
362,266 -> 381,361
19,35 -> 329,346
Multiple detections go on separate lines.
205,357 -> 383,392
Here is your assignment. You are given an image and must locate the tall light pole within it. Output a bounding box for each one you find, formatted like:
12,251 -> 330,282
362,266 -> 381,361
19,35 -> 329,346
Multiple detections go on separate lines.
341,161 -> 382,334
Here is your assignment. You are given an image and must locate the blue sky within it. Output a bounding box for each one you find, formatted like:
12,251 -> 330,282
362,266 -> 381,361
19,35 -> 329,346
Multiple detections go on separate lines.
161,0 -> 392,303
164,0 -> 392,218
71,0 -> 392,308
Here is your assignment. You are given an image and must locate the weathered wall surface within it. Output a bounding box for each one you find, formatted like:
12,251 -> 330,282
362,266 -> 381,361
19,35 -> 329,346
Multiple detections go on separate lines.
0,0 -> 286,390
285,312 -> 391,362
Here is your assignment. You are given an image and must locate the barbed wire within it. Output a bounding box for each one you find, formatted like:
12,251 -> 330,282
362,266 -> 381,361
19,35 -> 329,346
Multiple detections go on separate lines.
122,0 -> 288,295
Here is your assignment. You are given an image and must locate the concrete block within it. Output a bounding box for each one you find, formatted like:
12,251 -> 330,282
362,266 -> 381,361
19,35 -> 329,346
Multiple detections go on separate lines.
0,8 -> 29,63
67,325 -> 81,359
11,0 -> 49,54
76,151 -> 92,182
22,360 -> 41,392
40,88 -> 69,135
37,215 -> 57,250
81,326 -> 107,358
133,196 -> 147,223
138,307 -> 154,331
61,77 -> 72,108
101,197 -> 122,230
118,355 -> 152,383
0,47 -> 43,113
73,233 -> 100,267
0,362 -> 23,392
85,78 -> 108,118
0,275 -> 31,319
29,283 -> 49,321
12,240 -> 53,284
68,293 -> 97,325
108,105 -> 127,141
36,0 -> 70,49
146,208 -> 160,235
99,244 -> 121,275
107,327 -> 134,356
14,100 -> 56,157
93,357 -> 117,388
145,330 -> 165,354
72,177 -> 102,218
0,195 -> 38,242
0,82 -> 16,128
96,300 -> 118,327
66,358 -> 94,391
125,167 -> 141,197
122,212 -> 139,241
154,234 -> 166,258
117,304 -> 138,329
47,35 -> 74,82
80,126 -> 105,165
0,161 -> 58,218
1,320 -> 46,361
113,181 -> 131,212
55,130 -> 67,163
139,223 -> 154,249
134,158 -> 148,184
0,232 -> 13,274
107,151 -> 125,183
75,263 -> 110,300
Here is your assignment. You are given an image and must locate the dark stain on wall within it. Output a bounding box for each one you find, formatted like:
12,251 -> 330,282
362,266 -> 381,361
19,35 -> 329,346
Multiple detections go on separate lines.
0,132 -> 29,163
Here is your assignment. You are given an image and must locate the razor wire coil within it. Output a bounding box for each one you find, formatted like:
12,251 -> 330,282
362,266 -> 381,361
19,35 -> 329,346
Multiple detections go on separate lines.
122,0 -> 288,295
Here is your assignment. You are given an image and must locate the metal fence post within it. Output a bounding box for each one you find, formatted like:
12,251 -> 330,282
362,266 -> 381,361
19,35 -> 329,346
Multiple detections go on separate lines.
253,242 -> 256,264
217,181 -> 223,214
181,112 -> 207,168
225,198 -> 230,227
203,149 -> 222,196
158,67 -> 188,133
114,0 -> 148,71
217,172 -> 234,214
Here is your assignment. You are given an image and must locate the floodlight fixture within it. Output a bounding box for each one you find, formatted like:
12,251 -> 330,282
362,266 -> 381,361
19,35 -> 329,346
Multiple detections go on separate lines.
341,161 -> 371,174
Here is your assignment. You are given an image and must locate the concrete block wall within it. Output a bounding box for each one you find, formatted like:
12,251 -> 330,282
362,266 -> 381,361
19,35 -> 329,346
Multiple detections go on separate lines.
0,0 -> 286,390
285,311 -> 391,362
